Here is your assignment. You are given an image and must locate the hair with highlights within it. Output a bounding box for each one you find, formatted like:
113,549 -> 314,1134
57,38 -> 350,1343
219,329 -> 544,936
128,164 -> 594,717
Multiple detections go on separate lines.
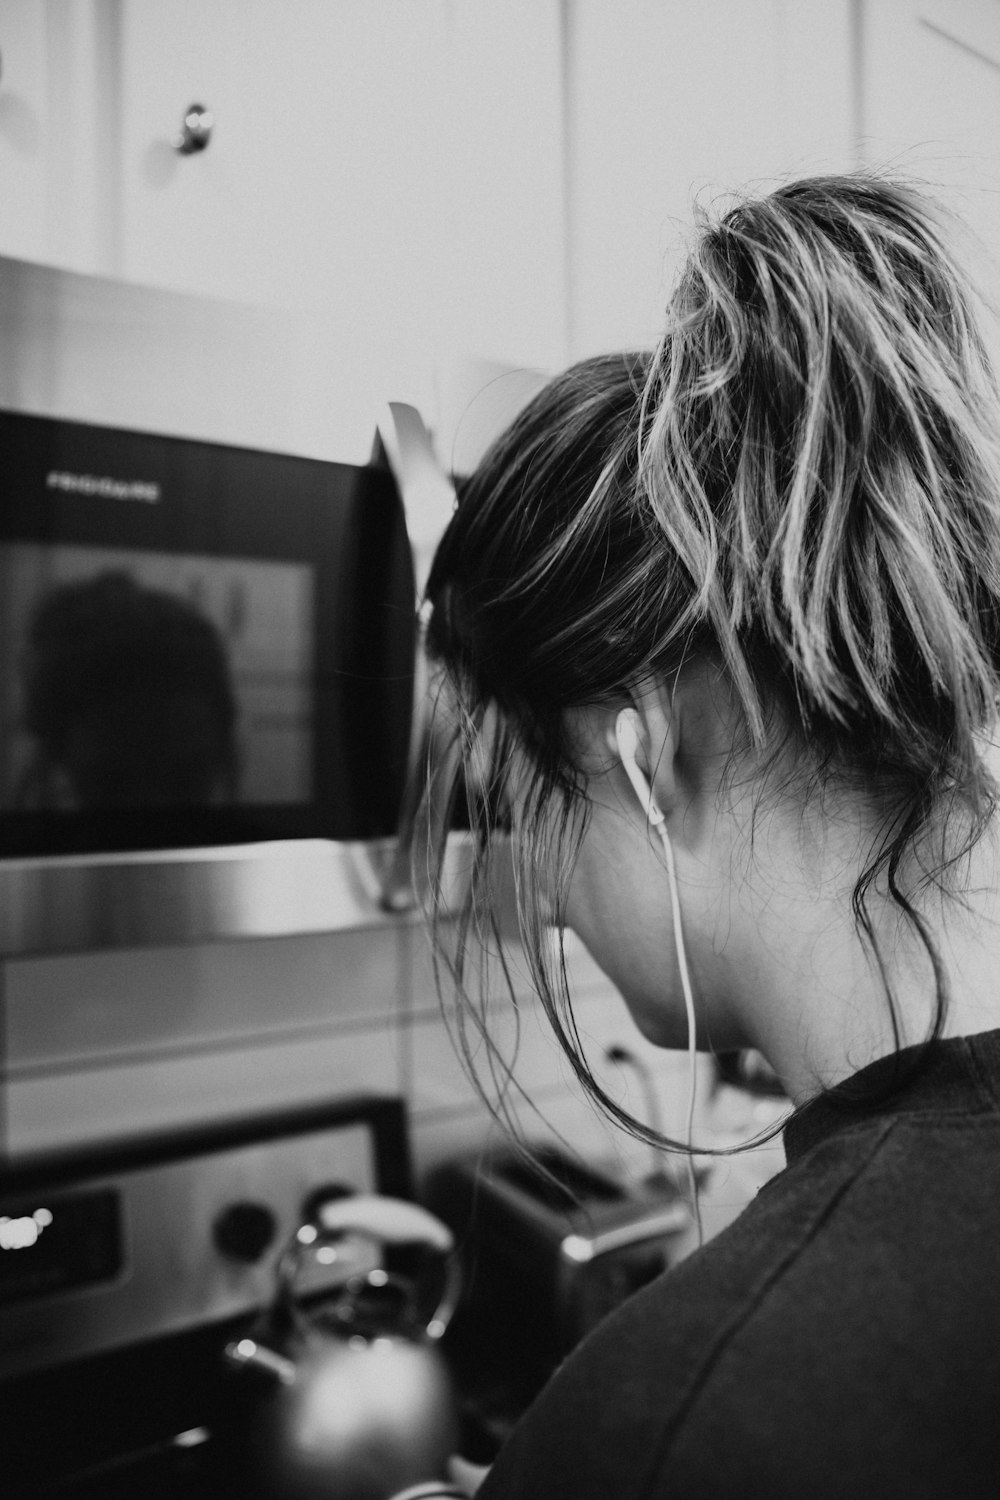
423,175 -> 1000,1149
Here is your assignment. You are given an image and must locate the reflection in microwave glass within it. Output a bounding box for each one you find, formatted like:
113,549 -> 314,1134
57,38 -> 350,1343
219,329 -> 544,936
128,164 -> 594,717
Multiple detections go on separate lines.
0,543 -> 314,810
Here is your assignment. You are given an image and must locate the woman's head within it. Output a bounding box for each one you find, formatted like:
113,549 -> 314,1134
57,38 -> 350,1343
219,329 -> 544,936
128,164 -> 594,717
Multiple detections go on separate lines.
424,174 -> 1000,1132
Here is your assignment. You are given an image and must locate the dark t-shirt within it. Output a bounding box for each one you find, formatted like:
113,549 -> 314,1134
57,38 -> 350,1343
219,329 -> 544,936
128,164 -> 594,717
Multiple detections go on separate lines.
476,1030 -> 1000,1499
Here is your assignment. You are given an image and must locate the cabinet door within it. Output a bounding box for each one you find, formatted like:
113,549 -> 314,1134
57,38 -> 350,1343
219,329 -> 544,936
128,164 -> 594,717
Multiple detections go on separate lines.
118,4 -> 446,332
862,0 -> 1000,303
0,0 -> 110,273
0,0 -> 49,264
564,0 -> 857,356
116,1 -> 565,374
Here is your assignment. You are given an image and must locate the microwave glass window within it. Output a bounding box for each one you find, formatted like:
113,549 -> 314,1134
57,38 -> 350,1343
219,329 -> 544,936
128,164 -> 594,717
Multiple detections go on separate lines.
0,543 -> 313,812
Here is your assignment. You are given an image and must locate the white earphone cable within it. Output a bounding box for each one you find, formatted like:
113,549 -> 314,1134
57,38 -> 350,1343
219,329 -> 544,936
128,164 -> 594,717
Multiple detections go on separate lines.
613,709 -> 703,1247
655,819 -> 704,1248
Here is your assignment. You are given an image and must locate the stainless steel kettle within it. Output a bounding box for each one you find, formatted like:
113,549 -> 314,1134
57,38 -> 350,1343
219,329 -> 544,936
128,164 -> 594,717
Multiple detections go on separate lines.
224,1195 -> 462,1500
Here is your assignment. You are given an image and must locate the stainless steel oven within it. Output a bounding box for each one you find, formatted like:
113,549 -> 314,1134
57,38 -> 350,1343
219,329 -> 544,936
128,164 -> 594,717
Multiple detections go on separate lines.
0,1094 -> 412,1496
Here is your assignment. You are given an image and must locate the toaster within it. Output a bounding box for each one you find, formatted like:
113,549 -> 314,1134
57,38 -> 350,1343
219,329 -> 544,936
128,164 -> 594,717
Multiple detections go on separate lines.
426,1143 -> 690,1418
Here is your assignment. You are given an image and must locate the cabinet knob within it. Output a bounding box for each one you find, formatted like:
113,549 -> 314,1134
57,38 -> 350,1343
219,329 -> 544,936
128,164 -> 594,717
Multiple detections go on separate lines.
174,103 -> 213,155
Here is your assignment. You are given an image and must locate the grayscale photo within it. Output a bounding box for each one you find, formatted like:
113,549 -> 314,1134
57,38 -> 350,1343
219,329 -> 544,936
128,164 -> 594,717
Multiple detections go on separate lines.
1,4 -> 999,1497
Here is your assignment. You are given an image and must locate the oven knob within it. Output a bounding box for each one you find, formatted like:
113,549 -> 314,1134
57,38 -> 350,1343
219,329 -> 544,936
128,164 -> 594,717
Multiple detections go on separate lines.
213,1201 -> 278,1263
300,1181 -> 354,1223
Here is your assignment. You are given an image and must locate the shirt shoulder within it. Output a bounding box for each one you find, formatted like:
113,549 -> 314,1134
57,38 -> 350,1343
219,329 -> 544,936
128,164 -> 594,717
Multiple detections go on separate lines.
477,1117 -> 896,1500
479,1107 -> 1000,1499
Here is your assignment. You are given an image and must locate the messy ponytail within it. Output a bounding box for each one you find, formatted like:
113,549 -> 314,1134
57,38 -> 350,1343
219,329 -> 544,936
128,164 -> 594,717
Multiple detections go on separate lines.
642,174 -> 1000,769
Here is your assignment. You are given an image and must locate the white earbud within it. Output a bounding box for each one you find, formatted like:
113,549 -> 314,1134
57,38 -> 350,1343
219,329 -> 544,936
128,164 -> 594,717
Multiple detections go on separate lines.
614,709 -> 665,826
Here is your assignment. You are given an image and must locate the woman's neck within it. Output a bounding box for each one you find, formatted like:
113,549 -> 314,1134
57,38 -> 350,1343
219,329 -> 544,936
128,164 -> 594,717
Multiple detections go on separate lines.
725,793 -> 1000,1106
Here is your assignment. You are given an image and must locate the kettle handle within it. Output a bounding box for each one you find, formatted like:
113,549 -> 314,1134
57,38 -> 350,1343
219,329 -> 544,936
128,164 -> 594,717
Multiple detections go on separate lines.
315,1194 -> 455,1255
279,1194 -> 460,1341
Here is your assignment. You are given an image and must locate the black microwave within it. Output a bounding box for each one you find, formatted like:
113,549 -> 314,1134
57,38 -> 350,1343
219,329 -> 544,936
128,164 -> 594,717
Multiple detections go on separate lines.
0,409 -> 415,857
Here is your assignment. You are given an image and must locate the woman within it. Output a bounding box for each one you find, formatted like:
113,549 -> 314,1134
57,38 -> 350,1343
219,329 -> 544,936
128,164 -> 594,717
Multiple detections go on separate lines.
424,176 -> 1000,1497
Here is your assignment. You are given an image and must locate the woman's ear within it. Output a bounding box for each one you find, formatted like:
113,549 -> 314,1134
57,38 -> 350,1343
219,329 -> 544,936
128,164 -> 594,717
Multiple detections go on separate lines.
604,687 -> 680,816
609,708 -> 665,826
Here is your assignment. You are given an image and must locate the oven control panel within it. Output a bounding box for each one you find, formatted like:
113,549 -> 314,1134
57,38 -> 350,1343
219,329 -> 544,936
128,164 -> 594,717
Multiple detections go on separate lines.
0,1185 -> 123,1307
0,1095 -> 410,1380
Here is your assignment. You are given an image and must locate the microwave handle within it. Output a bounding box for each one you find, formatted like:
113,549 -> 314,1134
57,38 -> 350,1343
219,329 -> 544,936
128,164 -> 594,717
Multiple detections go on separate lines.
374,403 -> 460,914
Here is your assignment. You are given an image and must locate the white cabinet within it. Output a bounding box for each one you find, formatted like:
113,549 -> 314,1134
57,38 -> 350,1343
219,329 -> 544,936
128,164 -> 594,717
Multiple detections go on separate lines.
562,0 -> 858,356
0,2 -> 567,450
6,5 -> 1000,423
861,0 -> 1000,312
114,1 -> 567,375
561,0 -> 1000,359
0,0 -> 49,265
0,0 -> 108,273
